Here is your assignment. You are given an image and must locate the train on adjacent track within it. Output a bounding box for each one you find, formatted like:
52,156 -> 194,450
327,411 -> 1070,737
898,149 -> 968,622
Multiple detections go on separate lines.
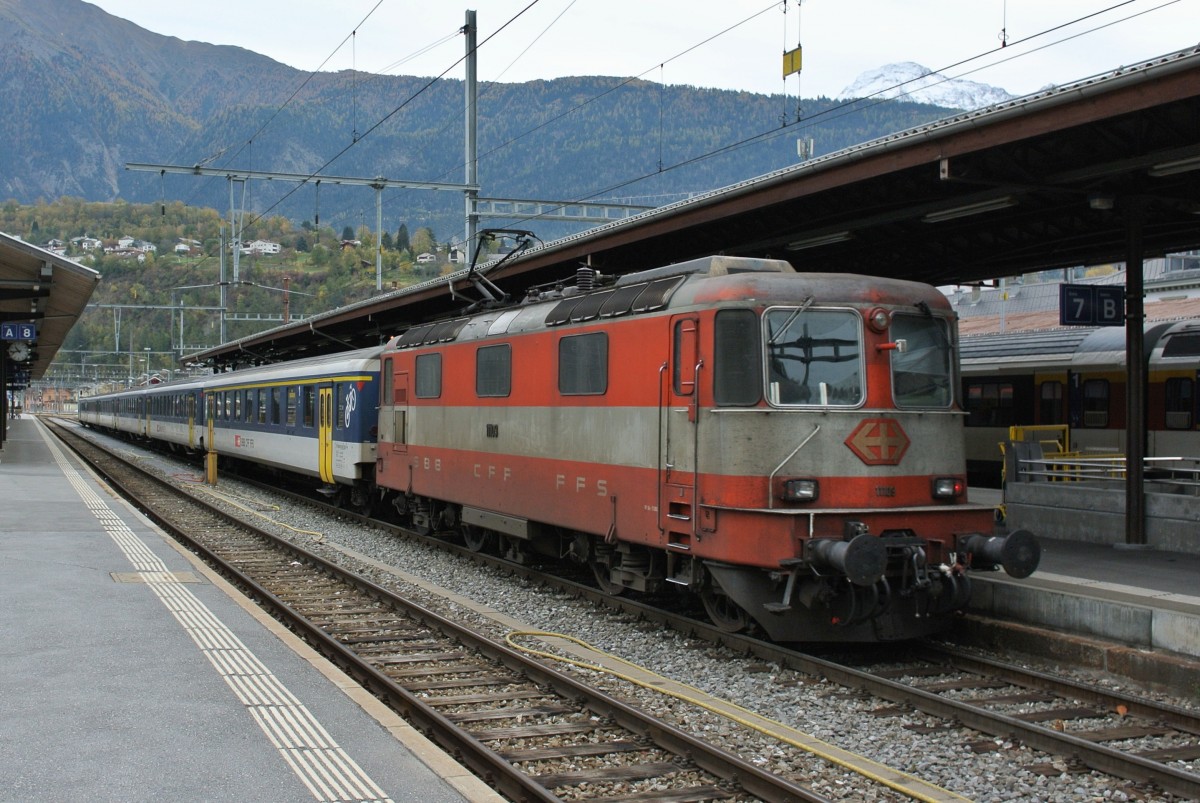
960,319 -> 1200,487
80,255 -> 1038,643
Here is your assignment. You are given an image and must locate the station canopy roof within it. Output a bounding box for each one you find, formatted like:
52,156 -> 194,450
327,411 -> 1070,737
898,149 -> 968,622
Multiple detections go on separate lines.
0,232 -> 100,387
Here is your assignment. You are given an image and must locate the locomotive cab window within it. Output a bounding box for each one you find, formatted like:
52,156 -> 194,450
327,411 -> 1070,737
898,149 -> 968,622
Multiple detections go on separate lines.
559,332 -> 608,395
890,313 -> 953,408
714,309 -> 762,406
476,344 -> 512,397
764,307 -> 863,406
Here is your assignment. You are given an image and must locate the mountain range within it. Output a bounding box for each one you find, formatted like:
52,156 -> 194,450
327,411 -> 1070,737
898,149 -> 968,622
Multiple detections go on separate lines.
0,0 -> 1006,242
838,62 -> 1016,109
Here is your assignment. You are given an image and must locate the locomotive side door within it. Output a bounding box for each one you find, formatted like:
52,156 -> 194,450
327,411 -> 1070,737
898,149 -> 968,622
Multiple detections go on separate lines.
318,383 -> 334,483
661,315 -> 700,547
377,358 -> 408,454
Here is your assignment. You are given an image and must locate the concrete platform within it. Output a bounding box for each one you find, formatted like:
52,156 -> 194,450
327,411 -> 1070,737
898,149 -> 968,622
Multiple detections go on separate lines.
0,416 -> 501,803
967,485 -> 1200,662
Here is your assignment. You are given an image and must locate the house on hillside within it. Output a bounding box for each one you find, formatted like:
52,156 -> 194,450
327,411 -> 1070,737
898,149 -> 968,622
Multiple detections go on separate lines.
71,236 -> 102,251
242,239 -> 281,255
416,252 -> 438,264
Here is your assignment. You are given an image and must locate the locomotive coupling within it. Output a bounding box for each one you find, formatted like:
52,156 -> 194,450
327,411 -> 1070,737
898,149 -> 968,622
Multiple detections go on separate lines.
808,532 -> 888,587
960,530 -> 1040,579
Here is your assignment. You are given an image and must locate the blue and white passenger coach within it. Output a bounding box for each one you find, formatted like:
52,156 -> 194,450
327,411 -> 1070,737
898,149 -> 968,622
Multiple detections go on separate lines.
81,347 -> 382,505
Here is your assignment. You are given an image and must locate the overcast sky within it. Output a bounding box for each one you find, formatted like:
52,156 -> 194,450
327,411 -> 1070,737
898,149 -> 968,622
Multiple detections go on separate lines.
86,0 -> 1197,99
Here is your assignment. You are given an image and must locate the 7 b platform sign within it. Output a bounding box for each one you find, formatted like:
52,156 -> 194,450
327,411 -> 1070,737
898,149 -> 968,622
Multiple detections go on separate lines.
1059,284 -> 1125,327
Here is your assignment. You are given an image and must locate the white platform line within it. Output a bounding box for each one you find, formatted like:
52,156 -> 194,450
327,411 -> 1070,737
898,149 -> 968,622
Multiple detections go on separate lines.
39,421 -> 394,803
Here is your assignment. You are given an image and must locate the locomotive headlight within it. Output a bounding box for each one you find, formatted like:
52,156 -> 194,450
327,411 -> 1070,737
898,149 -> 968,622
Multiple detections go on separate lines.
781,478 -> 819,502
932,476 -> 965,499
867,307 -> 891,333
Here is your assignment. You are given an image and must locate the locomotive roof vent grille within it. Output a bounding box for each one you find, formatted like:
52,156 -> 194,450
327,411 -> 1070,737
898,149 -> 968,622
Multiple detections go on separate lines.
630,276 -> 684,313
395,318 -> 471,348
599,283 -> 649,318
567,289 -> 616,322
544,276 -> 684,326
396,323 -> 436,347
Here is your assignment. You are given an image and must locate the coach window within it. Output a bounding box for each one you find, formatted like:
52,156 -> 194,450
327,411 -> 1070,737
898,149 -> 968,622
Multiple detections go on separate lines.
559,332 -> 608,395
1039,381 -> 1064,424
765,308 -> 863,406
416,353 -> 442,398
302,385 -> 315,428
335,384 -> 345,430
476,344 -> 512,397
714,309 -> 762,406
891,313 -> 953,408
964,381 -> 1014,427
257,390 -> 267,424
1082,379 -> 1109,428
286,387 -> 297,426
225,391 -> 233,420
1165,377 -> 1194,430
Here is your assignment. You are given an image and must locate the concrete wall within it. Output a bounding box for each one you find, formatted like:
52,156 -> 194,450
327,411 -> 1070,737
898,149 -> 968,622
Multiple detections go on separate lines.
1004,481 -> 1200,552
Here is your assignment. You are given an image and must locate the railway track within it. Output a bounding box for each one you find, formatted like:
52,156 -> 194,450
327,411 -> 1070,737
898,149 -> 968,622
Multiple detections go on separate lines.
226,453 -> 1200,800
58,419 -> 1200,800
825,643 -> 1200,800
49,419 -> 828,803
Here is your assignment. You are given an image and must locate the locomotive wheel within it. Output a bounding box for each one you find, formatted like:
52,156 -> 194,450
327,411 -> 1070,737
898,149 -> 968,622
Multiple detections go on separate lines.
461,525 -> 494,554
701,586 -> 751,633
591,561 -> 626,596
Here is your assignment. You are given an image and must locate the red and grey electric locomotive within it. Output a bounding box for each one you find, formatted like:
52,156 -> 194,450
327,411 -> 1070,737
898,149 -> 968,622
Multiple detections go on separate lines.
374,255 -> 1038,642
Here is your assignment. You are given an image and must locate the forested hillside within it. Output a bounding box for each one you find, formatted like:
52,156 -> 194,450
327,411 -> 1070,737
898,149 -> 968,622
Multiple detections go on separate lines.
2,198 -> 440,381
1,0 -> 953,239
1,0 -> 960,382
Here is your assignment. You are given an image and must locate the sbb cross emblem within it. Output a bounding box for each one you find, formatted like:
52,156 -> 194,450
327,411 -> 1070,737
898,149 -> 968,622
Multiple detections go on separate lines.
844,418 -> 910,466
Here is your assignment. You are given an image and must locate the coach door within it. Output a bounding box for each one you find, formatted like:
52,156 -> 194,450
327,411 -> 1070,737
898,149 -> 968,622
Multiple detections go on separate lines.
186,394 -> 196,448
662,315 -> 700,547
318,384 -> 334,483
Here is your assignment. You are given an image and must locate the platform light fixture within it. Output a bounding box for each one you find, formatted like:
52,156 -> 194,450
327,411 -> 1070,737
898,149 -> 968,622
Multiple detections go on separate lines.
1148,154 -> 1200,177
786,230 -> 852,251
921,195 -> 1017,223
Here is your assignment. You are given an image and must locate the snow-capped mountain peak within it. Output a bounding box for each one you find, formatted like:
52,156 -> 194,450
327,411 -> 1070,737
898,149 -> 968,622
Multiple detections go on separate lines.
837,62 -> 1015,110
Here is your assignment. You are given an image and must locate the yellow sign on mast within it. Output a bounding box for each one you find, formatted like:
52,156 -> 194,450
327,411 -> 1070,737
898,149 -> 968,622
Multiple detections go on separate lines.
782,46 -> 803,78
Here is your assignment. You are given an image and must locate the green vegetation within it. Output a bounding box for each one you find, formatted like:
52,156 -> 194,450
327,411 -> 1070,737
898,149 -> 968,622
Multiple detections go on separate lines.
2,199 -> 454,382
